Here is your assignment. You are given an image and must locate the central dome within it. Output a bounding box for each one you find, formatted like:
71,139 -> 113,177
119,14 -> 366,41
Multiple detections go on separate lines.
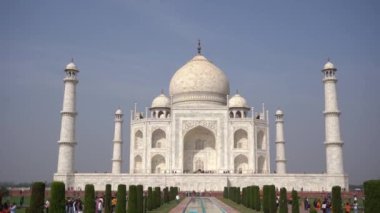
169,54 -> 230,105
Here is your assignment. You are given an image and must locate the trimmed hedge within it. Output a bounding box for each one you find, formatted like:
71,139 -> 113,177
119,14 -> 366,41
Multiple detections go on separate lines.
364,180 -> 380,213
279,187 -> 288,213
223,187 -> 228,199
263,185 -> 269,213
136,185 -> 143,213
147,187 -> 153,210
29,182 -> 45,213
291,190 -> 299,213
154,187 -> 161,209
116,184 -> 127,213
332,186 -> 342,213
84,184 -> 95,213
50,181 -> 65,213
268,185 -> 276,213
254,186 -> 261,211
128,185 -> 137,213
105,184 -> 112,213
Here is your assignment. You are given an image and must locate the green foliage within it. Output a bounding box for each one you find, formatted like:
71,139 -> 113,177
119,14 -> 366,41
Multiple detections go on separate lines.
104,184 -> 112,213
223,187 -> 228,199
116,184 -> 127,213
364,179 -> 380,213
29,182 -> 45,213
279,187 -> 288,213
263,185 -> 269,213
50,181 -> 65,213
136,185 -> 143,213
309,206 -> 318,213
163,187 -> 169,203
268,185 -> 276,213
291,190 -> 300,213
332,186 -> 342,213
154,187 -> 161,209
254,186 -> 261,211
84,184 -> 95,213
128,185 -> 137,213
236,187 -> 241,204
147,187 -> 153,211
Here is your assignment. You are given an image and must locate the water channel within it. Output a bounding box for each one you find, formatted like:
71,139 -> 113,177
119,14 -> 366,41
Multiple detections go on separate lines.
183,197 -> 227,213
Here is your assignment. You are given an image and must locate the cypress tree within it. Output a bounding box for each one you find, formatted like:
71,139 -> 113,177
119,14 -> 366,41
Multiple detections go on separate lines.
242,187 -> 246,207
154,187 -> 161,208
291,190 -> 299,213
236,187 -> 241,204
50,181 -> 65,213
332,186 -> 342,213
29,182 -> 45,213
263,185 -> 269,213
104,184 -> 112,213
269,185 -> 276,213
116,184 -> 127,213
223,187 -> 228,199
364,179 -> 380,213
147,187 -> 153,210
84,184 -> 95,213
169,187 -> 175,201
128,185 -> 137,213
255,186 -> 261,211
279,187 -> 288,213
136,185 -> 143,213
248,186 -> 254,209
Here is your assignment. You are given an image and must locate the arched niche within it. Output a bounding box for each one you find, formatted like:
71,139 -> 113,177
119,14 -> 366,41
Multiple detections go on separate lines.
257,130 -> 266,150
134,155 -> 142,173
135,130 -> 143,149
151,154 -> 165,174
234,129 -> 248,149
152,129 -> 166,148
258,156 -> 266,173
234,154 -> 248,174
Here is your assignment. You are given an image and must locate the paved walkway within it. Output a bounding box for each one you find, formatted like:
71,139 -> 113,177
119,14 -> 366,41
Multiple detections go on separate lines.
169,197 -> 239,213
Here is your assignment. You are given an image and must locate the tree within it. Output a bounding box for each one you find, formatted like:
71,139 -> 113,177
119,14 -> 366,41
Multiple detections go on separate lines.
263,185 -> 269,213
332,186 -> 343,213
84,184 -> 95,213
104,184 -> 112,213
291,190 -> 299,213
29,182 -> 45,213
50,181 -> 65,213
116,184 -> 127,213
236,187 -> 241,204
254,186 -> 261,211
364,179 -> 380,213
268,185 -> 276,213
147,187 -> 153,211
154,187 -> 161,209
279,187 -> 288,213
128,185 -> 137,213
223,187 -> 228,199
136,185 -> 143,213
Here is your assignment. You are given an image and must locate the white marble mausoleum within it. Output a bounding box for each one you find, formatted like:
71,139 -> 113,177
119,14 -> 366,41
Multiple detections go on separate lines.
54,44 -> 348,191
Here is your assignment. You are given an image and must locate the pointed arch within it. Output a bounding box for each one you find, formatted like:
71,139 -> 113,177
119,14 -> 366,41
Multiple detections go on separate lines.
134,155 -> 142,173
258,156 -> 266,173
151,154 -> 166,174
236,111 -> 242,118
134,130 -> 143,149
257,130 -> 265,150
152,129 -> 166,148
234,154 -> 248,174
234,129 -> 248,149
183,126 -> 216,173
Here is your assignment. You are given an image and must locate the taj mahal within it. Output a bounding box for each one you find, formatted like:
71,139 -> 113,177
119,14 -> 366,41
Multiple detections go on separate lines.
53,43 -> 348,191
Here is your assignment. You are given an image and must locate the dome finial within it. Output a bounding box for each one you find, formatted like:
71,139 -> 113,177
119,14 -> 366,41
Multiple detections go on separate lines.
160,89 -> 164,94
236,89 -> 239,94
197,39 -> 201,55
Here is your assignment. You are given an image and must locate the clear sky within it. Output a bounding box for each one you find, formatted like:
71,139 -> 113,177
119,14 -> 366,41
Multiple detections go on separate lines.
1,0 -> 379,185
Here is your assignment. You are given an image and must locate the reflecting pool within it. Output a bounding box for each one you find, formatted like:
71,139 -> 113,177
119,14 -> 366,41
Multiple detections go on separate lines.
184,197 -> 227,213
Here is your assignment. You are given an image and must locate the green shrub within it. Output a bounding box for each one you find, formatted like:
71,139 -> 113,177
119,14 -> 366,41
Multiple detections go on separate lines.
147,187 -> 153,210
50,181 -> 65,213
236,187 -> 241,204
291,190 -> 299,213
128,185 -> 137,213
279,187 -> 288,213
263,185 -> 269,213
29,182 -> 45,213
136,185 -> 143,213
309,206 -> 318,213
104,184 -> 112,213
223,187 -> 228,199
84,184 -> 95,213
332,186 -> 342,213
364,180 -> 380,213
268,185 -> 276,213
154,187 -> 161,209
254,186 -> 261,211
116,184 -> 127,213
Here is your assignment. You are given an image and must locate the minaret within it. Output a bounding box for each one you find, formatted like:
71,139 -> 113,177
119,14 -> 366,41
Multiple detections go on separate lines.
57,60 -> 79,174
275,109 -> 287,174
322,59 -> 344,174
112,108 -> 123,174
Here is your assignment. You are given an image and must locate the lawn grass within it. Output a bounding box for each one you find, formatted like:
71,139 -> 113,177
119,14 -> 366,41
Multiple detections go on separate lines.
217,197 -> 259,212
147,199 -> 182,213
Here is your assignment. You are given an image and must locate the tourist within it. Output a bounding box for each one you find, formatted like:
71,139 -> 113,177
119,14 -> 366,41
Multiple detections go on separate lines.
9,203 -> 16,213
97,198 -> 103,213
304,197 -> 310,210
45,200 -> 50,213
344,202 -> 351,213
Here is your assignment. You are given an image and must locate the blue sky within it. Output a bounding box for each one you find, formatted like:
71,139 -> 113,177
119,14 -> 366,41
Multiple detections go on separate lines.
1,0 -> 379,185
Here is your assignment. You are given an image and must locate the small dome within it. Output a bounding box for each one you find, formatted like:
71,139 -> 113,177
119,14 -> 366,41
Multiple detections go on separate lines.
115,108 -> 123,115
275,109 -> 284,115
323,61 -> 336,70
229,94 -> 248,108
151,93 -> 170,108
65,62 -> 78,71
